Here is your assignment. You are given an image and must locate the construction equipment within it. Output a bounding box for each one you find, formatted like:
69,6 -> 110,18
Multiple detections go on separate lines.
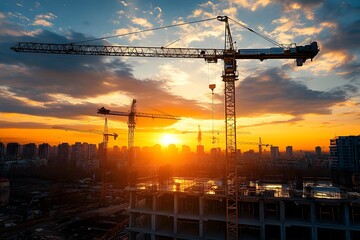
238,137 -> 272,159
97,99 -> 181,186
197,125 -> 202,146
209,84 -> 216,145
53,117 -> 117,206
12,15 -> 319,240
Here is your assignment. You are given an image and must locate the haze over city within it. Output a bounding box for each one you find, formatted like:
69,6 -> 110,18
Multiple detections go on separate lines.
1,0 -> 359,151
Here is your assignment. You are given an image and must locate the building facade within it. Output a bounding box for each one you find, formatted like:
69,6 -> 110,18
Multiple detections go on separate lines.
330,136 -> 360,172
128,178 -> 360,240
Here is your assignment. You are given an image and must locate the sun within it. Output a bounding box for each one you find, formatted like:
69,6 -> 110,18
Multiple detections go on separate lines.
160,134 -> 181,146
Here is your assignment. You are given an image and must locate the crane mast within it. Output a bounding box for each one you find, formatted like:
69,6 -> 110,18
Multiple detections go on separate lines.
218,16 -> 238,240
11,16 -> 319,240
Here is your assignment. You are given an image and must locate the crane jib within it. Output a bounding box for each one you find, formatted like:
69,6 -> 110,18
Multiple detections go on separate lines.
11,41 -> 319,63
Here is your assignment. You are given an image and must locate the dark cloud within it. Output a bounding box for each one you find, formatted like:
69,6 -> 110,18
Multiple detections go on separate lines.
0,90 -> 101,119
0,121 -> 51,129
235,67 -> 351,116
322,19 -> 360,51
240,117 -> 304,128
315,1 -> 360,23
0,23 -> 211,120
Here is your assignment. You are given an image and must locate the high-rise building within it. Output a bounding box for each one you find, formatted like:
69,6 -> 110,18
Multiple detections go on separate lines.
181,145 -> 191,155
57,143 -> 70,165
330,136 -> 360,172
6,143 -> 20,160
196,144 -> 204,155
88,144 -> 97,160
315,146 -> 322,157
270,146 -> 279,160
0,142 -> 5,160
38,143 -> 50,159
82,142 -> 89,159
243,149 -> 256,161
22,143 -> 37,159
71,142 -> 84,162
49,145 -> 58,161
210,147 -> 221,163
286,146 -> 293,159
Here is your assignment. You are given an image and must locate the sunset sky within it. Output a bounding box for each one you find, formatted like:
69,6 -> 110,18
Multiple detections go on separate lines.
0,0 -> 359,152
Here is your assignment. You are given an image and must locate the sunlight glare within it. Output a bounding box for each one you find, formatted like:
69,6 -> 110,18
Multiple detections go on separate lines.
160,134 -> 181,145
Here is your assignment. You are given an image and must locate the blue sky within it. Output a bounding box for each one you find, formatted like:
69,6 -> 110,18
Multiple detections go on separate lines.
0,0 -> 359,150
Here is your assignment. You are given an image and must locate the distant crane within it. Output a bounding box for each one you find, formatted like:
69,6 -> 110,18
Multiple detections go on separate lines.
197,125 -> 202,146
12,15 -> 319,239
53,117 -> 118,206
97,99 -> 181,186
238,137 -> 272,159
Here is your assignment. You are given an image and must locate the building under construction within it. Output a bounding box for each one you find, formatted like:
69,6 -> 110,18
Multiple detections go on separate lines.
127,177 -> 360,240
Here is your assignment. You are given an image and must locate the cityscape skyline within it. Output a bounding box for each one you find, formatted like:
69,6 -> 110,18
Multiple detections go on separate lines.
0,138 -> 332,154
1,0 -> 359,151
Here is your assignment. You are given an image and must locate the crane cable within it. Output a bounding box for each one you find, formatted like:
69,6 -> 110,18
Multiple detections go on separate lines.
70,17 -> 218,45
228,17 -> 283,48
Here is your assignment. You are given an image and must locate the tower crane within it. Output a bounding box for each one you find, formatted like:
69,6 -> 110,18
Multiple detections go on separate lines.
197,125 -> 202,146
238,137 -> 272,159
11,15 -> 319,240
53,117 -> 118,206
97,99 -> 181,186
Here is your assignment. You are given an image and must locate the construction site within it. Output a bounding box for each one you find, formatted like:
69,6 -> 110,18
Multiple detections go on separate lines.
126,176 -> 360,240
9,14 -> 360,240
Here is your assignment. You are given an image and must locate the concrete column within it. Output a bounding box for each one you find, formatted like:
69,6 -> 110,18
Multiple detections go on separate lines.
199,196 -> 204,238
310,202 -> 317,240
151,213 -> 156,240
129,191 -> 137,240
174,194 -> 178,236
343,203 -> 351,240
129,191 -> 136,228
260,200 -> 265,240
280,201 -> 286,240
151,195 -> 156,232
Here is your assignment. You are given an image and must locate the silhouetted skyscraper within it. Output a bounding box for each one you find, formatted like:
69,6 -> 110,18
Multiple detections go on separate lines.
286,146 -> 293,159
22,143 -> 37,159
57,143 -> 70,165
270,146 -> 279,160
315,146 -> 322,157
0,142 -> 5,160
38,143 -> 50,159
88,144 -> 97,159
6,143 -> 20,160
330,136 -> 360,172
71,142 -> 83,162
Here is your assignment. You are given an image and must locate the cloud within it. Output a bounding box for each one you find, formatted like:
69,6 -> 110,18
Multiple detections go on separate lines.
232,0 -> 271,12
32,12 -> 57,27
154,7 -> 162,19
0,27 -> 210,121
7,12 -> 30,22
240,117 -> 304,128
323,19 -> 360,51
131,17 -> 153,28
235,67 -> 351,117
119,1 -> 128,7
33,19 -> 53,27
0,120 -> 52,129
0,89 -> 100,119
